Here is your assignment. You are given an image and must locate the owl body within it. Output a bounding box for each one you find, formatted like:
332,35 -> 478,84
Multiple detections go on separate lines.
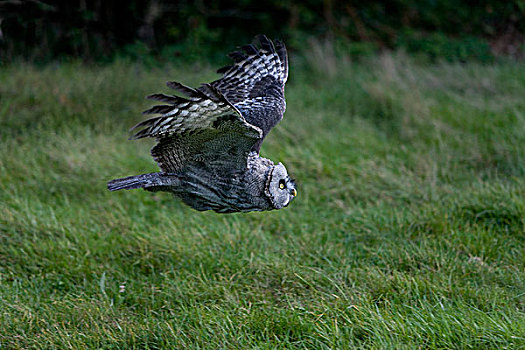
109,153 -> 294,213
172,154 -> 289,213
108,35 -> 296,213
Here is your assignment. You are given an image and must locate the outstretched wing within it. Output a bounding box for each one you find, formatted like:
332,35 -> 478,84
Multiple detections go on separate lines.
206,35 -> 288,152
131,82 -> 262,173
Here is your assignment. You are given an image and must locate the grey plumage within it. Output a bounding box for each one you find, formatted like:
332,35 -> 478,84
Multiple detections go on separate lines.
107,35 -> 296,213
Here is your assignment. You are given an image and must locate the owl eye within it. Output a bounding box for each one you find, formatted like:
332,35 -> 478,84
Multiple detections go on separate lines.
279,179 -> 285,190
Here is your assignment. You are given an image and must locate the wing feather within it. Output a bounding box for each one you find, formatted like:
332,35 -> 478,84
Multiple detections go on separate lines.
131,35 -> 288,173
212,35 -> 288,102
146,93 -> 185,104
131,82 -> 262,173
142,104 -> 176,115
207,35 -> 288,151
228,51 -> 248,63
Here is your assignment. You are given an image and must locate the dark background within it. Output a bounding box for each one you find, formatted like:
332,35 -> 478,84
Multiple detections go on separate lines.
1,0 -> 524,63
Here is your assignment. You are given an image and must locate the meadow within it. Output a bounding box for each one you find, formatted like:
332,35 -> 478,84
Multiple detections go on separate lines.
1,49 -> 524,348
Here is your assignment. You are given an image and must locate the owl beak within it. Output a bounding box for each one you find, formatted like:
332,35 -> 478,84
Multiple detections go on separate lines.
291,189 -> 297,197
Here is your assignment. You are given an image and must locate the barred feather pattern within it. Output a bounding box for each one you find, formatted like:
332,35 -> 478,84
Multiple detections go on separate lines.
107,35 -> 297,213
130,82 -> 261,141
206,35 -> 289,152
211,34 -> 288,103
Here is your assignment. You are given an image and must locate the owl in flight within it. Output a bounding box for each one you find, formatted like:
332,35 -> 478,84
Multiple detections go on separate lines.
107,35 -> 297,213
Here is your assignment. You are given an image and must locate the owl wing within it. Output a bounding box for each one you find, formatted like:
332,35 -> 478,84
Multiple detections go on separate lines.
130,82 -> 262,173
205,35 -> 288,152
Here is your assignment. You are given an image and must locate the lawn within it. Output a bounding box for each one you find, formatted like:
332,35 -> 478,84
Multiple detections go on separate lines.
1,51 -> 524,348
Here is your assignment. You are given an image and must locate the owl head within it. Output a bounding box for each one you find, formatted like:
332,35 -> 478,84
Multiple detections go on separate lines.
265,163 -> 297,209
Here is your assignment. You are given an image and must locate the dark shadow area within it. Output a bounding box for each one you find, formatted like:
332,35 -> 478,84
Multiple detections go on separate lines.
1,0 -> 523,63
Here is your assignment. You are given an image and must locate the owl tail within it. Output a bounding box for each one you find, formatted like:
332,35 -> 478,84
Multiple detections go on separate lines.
107,173 -> 178,191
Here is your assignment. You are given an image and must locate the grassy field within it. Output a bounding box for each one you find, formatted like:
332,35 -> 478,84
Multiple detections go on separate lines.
1,51 -> 524,348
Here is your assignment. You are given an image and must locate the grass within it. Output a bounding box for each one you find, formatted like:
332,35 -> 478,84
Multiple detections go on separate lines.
1,50 -> 524,348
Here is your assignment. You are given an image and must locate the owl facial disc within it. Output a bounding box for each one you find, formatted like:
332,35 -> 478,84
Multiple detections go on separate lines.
265,162 -> 297,209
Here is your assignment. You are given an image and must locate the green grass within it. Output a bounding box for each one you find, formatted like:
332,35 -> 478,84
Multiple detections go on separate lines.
1,52 -> 525,349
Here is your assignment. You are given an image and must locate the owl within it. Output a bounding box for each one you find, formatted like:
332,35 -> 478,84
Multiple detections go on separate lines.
107,35 -> 297,213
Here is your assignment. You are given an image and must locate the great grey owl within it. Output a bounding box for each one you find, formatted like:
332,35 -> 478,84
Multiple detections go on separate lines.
107,35 -> 297,213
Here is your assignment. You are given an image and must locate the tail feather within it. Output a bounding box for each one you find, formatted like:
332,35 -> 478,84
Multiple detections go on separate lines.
107,173 -> 178,191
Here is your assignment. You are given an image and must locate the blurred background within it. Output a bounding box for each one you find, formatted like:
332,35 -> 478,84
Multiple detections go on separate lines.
2,2 -> 525,348
1,0 -> 524,63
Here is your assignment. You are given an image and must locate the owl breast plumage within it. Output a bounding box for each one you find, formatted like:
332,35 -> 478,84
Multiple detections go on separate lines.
108,35 -> 297,213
